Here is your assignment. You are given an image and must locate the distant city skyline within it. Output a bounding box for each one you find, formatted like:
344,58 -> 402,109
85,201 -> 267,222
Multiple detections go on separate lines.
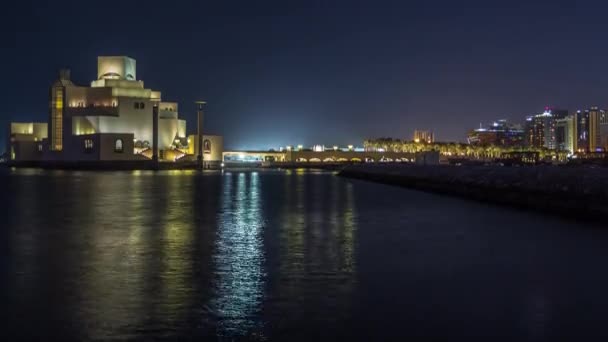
4,1 -> 608,151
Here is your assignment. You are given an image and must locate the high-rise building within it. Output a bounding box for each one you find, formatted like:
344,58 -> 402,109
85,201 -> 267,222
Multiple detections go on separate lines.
413,130 -> 434,143
555,115 -> 575,153
575,109 -> 590,153
524,115 -> 534,147
467,119 -> 524,146
527,110 -> 556,149
588,106 -> 605,152
600,111 -> 608,151
548,108 -> 569,120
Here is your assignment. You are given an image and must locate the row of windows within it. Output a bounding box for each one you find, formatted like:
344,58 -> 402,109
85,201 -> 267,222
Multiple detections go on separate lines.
134,102 -> 146,109
83,139 -> 124,153
71,102 -> 118,108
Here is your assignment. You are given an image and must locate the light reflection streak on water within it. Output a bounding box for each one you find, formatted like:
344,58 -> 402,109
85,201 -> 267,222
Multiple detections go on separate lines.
77,173 -> 149,339
342,182 -> 356,273
157,174 -> 195,329
212,172 -> 265,337
269,171 -> 357,332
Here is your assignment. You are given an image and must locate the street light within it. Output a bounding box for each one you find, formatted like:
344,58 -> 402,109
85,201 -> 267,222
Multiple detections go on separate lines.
195,101 -> 206,170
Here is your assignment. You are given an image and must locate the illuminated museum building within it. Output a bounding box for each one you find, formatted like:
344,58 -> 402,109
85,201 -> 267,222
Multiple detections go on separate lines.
8,56 -> 222,163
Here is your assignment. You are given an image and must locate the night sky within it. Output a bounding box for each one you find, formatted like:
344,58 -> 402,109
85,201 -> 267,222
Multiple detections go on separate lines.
2,0 -> 608,151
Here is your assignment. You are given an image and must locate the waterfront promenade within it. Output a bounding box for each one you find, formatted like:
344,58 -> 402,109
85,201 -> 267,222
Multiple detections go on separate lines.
339,164 -> 608,220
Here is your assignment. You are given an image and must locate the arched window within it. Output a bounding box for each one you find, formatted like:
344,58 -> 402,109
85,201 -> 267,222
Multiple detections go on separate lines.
115,139 -> 124,153
203,139 -> 211,152
140,102 -> 145,109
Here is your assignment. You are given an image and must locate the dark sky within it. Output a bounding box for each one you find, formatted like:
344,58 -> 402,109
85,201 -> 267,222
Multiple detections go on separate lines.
2,0 -> 608,151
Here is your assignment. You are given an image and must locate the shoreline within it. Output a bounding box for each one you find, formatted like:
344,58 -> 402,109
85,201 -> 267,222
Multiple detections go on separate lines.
338,164 -> 608,222
0,160 -> 349,171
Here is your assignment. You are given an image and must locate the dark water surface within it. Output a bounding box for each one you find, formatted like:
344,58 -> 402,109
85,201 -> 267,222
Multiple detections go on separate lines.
0,168 -> 606,340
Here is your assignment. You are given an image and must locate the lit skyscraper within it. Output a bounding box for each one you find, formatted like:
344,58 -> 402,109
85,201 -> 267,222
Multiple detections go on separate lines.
600,111 -> 608,151
588,106 -> 605,152
555,115 -> 575,153
575,109 -> 590,153
413,130 -> 434,143
527,110 -> 556,149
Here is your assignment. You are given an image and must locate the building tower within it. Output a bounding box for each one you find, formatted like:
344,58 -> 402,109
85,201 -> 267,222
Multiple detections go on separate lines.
413,130 -> 434,143
575,110 -> 590,153
528,110 -> 556,149
600,111 -> 608,151
48,69 -> 73,151
589,106 -> 604,152
556,115 -> 575,153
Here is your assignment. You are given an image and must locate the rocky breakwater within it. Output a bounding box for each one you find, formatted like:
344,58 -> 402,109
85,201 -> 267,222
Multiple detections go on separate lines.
338,164 -> 608,220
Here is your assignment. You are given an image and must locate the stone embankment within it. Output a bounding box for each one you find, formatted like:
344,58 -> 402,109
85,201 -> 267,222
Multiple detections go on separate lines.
338,164 -> 608,220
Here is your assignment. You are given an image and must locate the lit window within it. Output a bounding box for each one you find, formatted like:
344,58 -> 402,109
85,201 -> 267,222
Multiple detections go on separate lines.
102,72 -> 121,79
115,139 -> 124,153
37,144 -> 43,152
84,138 -> 94,151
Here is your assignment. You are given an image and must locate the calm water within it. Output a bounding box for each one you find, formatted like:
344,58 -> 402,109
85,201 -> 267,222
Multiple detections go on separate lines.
0,168 -> 606,340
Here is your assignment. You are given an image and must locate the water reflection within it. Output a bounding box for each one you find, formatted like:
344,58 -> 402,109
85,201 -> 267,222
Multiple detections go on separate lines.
262,170 -> 358,337
1,169 -> 359,339
5,168 -> 601,340
75,172 -> 155,339
212,172 -> 265,337
66,172 -> 202,339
